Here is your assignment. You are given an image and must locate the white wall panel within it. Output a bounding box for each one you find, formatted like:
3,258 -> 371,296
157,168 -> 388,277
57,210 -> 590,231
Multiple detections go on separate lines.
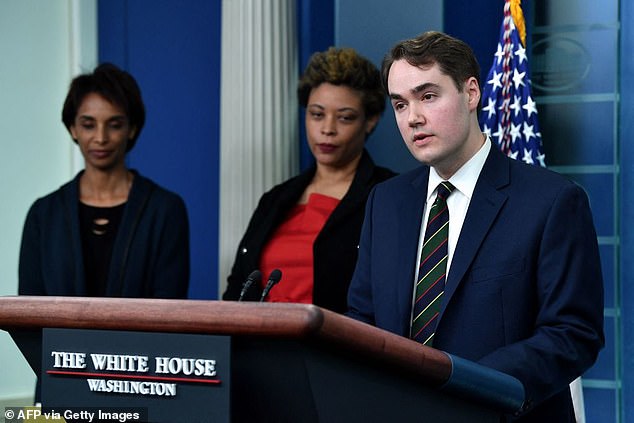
0,0 -> 96,402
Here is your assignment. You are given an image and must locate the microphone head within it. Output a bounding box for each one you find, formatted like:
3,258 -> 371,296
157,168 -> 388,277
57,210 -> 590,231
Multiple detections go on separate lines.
247,269 -> 262,283
238,269 -> 262,302
259,269 -> 283,302
269,269 -> 282,284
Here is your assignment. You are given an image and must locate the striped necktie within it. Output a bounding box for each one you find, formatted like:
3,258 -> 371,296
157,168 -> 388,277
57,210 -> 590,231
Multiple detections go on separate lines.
411,181 -> 455,346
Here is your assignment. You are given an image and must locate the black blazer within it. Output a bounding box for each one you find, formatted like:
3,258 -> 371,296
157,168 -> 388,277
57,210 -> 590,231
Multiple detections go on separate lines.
223,150 -> 395,313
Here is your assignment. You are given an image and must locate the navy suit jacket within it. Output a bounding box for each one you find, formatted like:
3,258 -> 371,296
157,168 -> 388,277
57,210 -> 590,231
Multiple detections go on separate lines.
347,146 -> 604,421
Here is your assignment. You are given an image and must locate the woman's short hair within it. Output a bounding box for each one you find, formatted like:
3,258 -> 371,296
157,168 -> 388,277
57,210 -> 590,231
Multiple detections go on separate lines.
298,47 -> 385,118
61,63 -> 145,152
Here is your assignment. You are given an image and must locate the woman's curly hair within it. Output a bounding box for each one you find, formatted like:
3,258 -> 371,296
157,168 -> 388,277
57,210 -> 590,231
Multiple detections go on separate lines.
298,47 -> 385,118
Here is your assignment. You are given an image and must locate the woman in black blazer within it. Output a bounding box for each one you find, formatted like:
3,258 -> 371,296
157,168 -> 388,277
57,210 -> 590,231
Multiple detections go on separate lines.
223,48 -> 395,313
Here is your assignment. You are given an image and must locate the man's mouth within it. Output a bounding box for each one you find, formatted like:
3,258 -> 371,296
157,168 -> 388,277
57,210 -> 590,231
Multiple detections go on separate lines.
412,133 -> 431,144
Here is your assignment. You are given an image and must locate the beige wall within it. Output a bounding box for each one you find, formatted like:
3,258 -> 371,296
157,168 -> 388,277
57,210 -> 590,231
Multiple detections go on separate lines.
0,0 -> 96,402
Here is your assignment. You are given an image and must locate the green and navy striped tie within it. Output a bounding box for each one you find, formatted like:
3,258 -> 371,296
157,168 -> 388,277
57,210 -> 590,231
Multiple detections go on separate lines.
411,181 -> 455,346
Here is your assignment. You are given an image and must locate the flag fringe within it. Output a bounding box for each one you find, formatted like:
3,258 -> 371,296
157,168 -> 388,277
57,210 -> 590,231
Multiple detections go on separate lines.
510,0 -> 526,47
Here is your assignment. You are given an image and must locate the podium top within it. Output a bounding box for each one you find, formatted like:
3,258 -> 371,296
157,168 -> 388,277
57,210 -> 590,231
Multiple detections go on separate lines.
0,296 -> 451,382
0,296 -> 524,413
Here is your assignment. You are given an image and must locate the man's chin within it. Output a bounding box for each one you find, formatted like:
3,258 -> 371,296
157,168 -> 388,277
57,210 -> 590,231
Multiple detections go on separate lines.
407,148 -> 435,166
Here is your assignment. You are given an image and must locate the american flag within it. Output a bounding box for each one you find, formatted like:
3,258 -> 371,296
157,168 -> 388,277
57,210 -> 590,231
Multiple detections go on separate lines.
480,0 -> 546,167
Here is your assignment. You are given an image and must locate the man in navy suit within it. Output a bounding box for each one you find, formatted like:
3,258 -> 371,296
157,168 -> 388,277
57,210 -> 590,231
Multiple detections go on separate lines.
347,31 -> 604,422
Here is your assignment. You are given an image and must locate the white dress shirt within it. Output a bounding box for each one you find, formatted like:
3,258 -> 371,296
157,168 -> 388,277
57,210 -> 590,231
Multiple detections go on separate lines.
412,137 -> 492,307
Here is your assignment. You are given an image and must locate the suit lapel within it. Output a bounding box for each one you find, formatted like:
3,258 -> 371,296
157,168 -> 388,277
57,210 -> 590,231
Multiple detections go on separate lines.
63,173 -> 87,295
106,172 -> 152,296
395,168 -> 430,329
324,150 -> 373,228
440,148 -> 510,316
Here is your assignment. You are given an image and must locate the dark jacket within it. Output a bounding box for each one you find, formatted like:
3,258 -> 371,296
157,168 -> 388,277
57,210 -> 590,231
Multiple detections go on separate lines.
347,146 -> 604,421
223,150 -> 395,313
19,170 -> 190,298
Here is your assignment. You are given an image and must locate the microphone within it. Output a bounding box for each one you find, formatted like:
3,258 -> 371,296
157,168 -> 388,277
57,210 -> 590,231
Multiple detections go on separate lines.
259,269 -> 282,302
238,270 -> 261,301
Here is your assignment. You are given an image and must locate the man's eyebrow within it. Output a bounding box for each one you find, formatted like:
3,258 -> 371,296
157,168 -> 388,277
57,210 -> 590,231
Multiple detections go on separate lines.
389,82 -> 440,100
411,82 -> 439,94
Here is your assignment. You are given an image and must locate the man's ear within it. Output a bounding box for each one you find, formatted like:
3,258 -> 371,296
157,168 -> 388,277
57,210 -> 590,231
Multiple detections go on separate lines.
465,77 -> 481,111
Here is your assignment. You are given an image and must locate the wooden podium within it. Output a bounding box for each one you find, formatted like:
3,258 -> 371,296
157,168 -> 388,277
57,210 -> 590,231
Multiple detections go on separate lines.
0,296 -> 523,422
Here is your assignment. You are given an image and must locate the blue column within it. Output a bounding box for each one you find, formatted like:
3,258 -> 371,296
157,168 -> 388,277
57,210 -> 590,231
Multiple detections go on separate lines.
98,0 -> 222,299
296,0 -> 334,171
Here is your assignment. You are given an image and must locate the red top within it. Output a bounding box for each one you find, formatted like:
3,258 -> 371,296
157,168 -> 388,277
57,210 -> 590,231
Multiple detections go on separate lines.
259,193 -> 340,304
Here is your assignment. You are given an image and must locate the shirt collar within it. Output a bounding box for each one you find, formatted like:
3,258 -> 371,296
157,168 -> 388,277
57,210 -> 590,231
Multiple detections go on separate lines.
426,135 -> 492,201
